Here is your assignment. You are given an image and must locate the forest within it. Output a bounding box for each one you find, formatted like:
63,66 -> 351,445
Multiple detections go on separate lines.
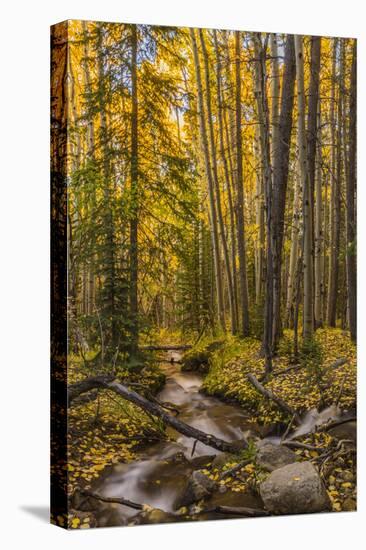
51,20 -> 357,529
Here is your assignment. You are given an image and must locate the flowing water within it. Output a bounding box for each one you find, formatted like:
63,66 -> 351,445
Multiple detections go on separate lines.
90,350 -> 262,527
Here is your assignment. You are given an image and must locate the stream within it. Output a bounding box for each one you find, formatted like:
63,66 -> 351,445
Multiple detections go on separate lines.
90,351 -> 263,527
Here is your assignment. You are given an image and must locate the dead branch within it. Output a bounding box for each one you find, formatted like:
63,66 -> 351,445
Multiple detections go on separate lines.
203,505 -> 269,517
139,344 -> 192,351
67,375 -> 246,453
247,373 -> 301,423
80,490 -> 143,511
281,440 -> 325,452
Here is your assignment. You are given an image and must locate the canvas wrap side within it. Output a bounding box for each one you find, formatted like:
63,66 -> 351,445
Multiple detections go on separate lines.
50,20 -> 69,528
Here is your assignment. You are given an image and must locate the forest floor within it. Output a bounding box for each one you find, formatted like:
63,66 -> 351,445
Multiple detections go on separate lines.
183,327 -> 356,514
57,359 -> 166,528
60,328 -> 356,528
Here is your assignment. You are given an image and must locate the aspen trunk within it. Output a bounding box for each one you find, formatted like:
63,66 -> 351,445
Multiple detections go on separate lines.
326,38 -> 342,327
269,33 -> 280,167
254,123 -> 265,304
190,28 -> 226,332
129,24 -> 139,352
306,37 -> 321,245
234,31 -> 250,336
200,29 -> 234,334
222,40 -> 240,324
270,34 -> 296,347
285,167 -> 301,326
346,40 -> 357,341
314,109 -> 324,328
295,35 -> 314,341
213,30 -> 238,333
253,33 -> 273,373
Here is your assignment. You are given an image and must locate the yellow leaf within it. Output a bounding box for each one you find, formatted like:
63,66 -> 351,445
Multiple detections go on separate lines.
71,518 -> 80,528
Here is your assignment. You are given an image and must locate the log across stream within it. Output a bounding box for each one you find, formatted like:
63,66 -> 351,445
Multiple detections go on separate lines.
86,351 -> 264,526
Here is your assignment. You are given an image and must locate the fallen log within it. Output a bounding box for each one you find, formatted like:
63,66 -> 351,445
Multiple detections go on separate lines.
247,373 -> 301,424
141,345 -> 190,352
68,375 -> 114,405
273,364 -> 302,377
103,380 -> 246,453
281,440 -> 325,452
70,389 -> 99,407
322,416 -> 356,432
80,490 -> 143,511
327,357 -> 348,370
68,376 -> 246,453
203,505 -> 269,517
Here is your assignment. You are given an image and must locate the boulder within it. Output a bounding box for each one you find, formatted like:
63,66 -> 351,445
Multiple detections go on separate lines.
132,508 -> 180,525
174,470 -> 217,510
260,461 -> 331,515
328,421 -> 356,443
256,441 -> 297,472
190,455 -> 215,469
211,452 -> 233,470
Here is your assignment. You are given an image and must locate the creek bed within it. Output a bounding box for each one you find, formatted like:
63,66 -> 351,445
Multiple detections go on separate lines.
90,350 -> 262,526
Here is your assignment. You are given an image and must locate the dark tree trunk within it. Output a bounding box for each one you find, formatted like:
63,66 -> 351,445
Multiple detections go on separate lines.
235,31 -> 250,336
190,28 -> 226,332
271,34 -> 296,349
346,41 -> 357,341
129,25 -> 139,353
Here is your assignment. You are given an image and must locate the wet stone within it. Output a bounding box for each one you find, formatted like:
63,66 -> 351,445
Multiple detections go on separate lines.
174,470 -> 217,510
256,441 -> 297,472
190,455 -> 216,469
211,452 -> 234,470
260,461 -> 331,515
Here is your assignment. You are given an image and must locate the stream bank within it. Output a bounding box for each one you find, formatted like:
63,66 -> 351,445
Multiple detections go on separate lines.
68,329 -> 356,528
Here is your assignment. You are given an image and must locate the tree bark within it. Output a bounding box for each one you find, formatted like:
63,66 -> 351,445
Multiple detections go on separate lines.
247,373 -> 300,422
68,376 -> 247,453
213,29 -> 238,334
285,168 -> 301,326
306,37 -> 321,243
190,28 -> 226,332
96,26 -> 117,349
295,35 -> 314,341
200,29 -> 234,334
235,31 -> 250,336
253,33 -> 273,373
346,40 -> 357,341
314,108 -> 324,328
326,38 -> 341,327
129,24 -> 139,353
271,34 -> 296,348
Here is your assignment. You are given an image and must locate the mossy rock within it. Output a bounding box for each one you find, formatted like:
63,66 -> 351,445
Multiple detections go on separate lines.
181,339 -> 225,373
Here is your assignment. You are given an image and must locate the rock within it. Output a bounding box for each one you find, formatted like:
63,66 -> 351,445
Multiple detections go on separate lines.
71,489 -> 100,512
212,452 -> 233,470
256,441 -> 297,472
134,508 -> 179,525
169,452 -> 189,464
260,462 -> 331,515
342,498 -> 356,512
174,470 -> 217,510
190,455 -> 215,469
328,421 -> 356,443
229,439 -> 248,452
